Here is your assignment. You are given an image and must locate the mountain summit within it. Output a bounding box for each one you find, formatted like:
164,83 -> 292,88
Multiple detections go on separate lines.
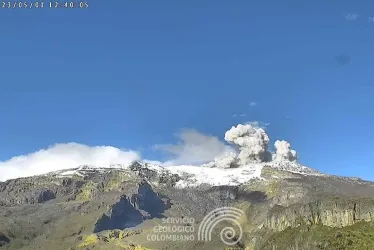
47,159 -> 322,188
1,124 -> 373,250
2,157 -> 374,250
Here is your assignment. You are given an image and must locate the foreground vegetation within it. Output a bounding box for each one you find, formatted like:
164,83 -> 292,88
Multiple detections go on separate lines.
262,221 -> 374,250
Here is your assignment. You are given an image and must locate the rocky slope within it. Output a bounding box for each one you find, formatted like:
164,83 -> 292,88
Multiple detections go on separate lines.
1,161 -> 374,250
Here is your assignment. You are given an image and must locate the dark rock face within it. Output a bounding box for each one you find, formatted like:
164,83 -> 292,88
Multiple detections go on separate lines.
130,181 -> 168,217
129,161 -> 158,180
94,181 -> 170,232
0,232 -> 10,247
128,161 -> 181,186
37,190 -> 56,203
94,195 -> 144,232
0,177 -> 83,206
210,186 -> 239,200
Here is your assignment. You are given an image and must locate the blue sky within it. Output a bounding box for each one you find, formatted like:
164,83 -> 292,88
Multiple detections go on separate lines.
1,0 -> 374,180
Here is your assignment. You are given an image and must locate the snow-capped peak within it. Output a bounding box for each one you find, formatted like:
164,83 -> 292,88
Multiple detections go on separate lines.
47,159 -> 322,188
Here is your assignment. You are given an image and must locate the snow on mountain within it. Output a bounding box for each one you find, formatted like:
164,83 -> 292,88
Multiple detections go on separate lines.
164,164 -> 263,187
47,160 -> 322,188
265,160 -> 323,176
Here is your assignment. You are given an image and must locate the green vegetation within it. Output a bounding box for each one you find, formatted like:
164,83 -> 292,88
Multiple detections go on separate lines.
77,230 -> 151,249
76,181 -> 96,201
265,181 -> 280,198
133,246 -> 152,250
262,221 -> 374,250
261,166 -> 293,179
103,171 -> 132,192
77,234 -> 98,248
102,229 -> 143,240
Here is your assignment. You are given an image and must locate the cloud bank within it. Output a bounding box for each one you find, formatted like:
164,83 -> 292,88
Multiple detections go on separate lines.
345,14 -> 358,21
1,123 -> 299,181
245,121 -> 270,129
154,129 -> 233,166
0,143 -> 140,181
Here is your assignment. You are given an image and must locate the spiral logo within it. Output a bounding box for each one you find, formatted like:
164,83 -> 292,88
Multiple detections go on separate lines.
197,207 -> 244,246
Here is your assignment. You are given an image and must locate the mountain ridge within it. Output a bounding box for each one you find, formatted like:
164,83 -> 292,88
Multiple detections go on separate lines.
1,161 -> 374,249
34,159 -> 324,188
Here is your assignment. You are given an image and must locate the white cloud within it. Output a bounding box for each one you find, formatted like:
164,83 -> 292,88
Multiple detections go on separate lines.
249,102 -> 257,108
0,123 -> 301,181
369,17 -> 374,23
233,113 -> 247,118
0,143 -> 140,181
245,121 -> 270,129
246,121 -> 261,127
345,14 -> 358,21
154,129 -> 233,166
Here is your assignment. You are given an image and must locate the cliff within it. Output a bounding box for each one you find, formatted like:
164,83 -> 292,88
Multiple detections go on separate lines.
264,197 -> 374,231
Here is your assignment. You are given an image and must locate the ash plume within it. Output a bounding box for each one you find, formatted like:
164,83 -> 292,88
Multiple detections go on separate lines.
206,123 -> 298,168
204,152 -> 238,169
274,140 -> 298,162
224,124 -> 270,164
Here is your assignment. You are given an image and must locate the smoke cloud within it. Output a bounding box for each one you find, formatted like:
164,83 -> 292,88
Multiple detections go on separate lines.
203,152 -> 238,169
274,140 -> 298,162
224,124 -> 270,164
206,123 -> 298,168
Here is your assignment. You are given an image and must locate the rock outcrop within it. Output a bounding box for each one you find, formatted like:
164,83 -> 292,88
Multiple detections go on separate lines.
265,197 -> 374,231
94,181 -> 170,232
2,161 -> 374,249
